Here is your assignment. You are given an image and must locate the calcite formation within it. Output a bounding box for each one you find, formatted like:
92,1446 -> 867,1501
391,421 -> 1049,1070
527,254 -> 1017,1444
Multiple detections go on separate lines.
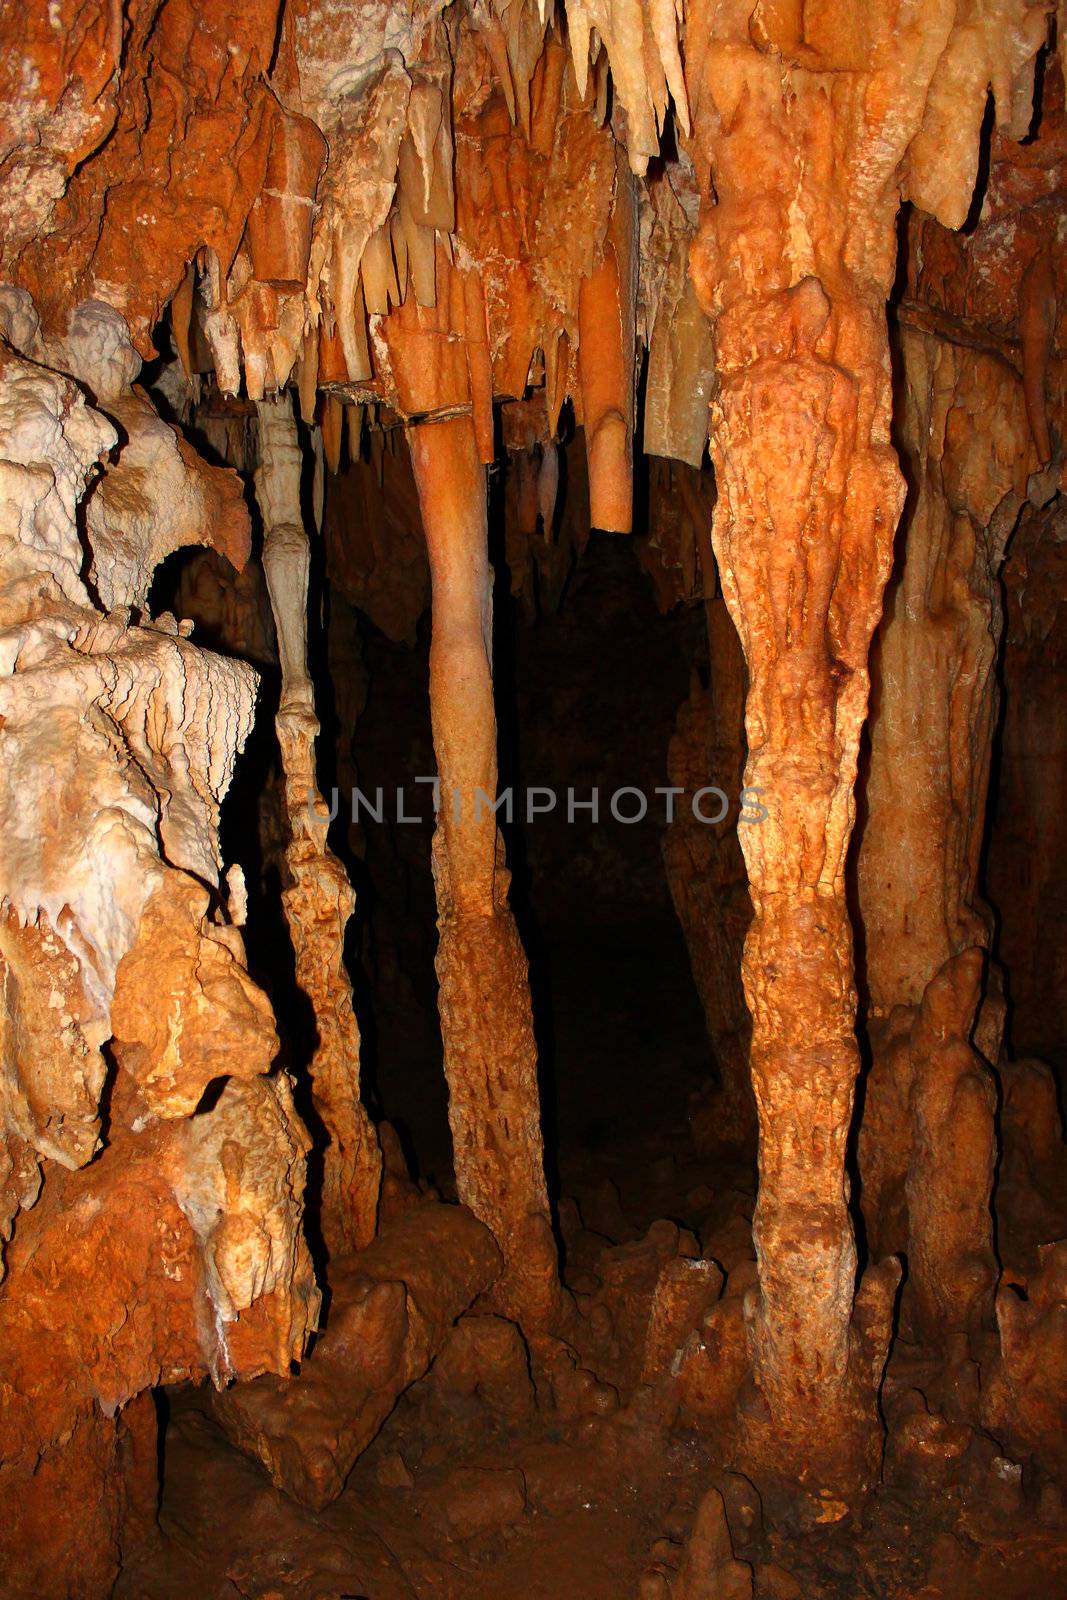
0,333 -> 317,1593
380,263 -> 558,1330
214,1200 -> 501,1507
254,391 -> 382,1255
0,0 -> 1066,1594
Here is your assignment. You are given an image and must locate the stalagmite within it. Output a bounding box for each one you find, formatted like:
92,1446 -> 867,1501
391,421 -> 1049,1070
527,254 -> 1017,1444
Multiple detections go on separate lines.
902,951 -> 998,1348
682,0 -> 1044,1517
255,394 -> 381,1254
381,266 -> 557,1331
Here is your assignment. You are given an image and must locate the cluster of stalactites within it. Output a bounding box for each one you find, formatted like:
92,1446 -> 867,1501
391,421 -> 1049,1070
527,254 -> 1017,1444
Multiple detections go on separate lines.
163,0 -> 696,512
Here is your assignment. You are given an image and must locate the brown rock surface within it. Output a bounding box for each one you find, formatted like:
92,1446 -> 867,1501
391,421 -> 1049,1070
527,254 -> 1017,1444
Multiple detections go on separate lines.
0,335 -> 317,1593
213,1201 -> 501,1509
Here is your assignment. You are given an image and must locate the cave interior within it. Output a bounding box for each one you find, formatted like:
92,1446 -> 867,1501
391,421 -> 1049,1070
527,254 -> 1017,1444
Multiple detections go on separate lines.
1,2 -> 1067,1597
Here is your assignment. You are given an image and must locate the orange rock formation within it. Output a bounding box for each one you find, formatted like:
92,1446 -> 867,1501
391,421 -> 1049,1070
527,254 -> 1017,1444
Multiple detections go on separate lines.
0,1 -> 1065,1593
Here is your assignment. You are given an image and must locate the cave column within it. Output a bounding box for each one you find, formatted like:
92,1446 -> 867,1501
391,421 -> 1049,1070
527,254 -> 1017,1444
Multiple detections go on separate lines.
701,268 -> 902,1514
255,394 -> 381,1254
682,0 -> 1050,1510
382,264 -> 558,1331
683,16 -> 934,1517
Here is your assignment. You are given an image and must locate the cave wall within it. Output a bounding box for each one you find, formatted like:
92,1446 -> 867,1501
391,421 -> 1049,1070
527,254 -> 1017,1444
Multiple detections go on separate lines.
0,309 -> 317,1592
856,69 -> 1067,1368
989,492 -> 1067,1062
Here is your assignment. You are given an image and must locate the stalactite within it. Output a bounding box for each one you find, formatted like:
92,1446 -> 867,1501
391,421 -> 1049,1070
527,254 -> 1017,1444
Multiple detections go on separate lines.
244,105 -> 328,291
578,146 -> 637,532
562,0 -> 689,174
381,262 -> 558,1331
642,160 -> 714,470
255,394 -> 382,1255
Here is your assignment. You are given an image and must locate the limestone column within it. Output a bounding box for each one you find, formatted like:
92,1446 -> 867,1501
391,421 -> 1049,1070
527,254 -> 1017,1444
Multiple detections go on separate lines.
683,0 -> 971,1515
683,0 -> 1045,1509
255,394 -> 381,1255
381,261 -> 558,1331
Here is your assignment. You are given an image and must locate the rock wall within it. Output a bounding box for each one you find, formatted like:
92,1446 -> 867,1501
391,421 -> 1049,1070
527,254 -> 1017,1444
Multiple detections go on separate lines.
0,316 -> 317,1595
858,62 -> 1067,1376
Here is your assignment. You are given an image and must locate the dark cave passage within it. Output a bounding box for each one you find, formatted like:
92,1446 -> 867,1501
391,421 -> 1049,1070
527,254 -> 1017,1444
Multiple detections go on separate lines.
332,516 -> 714,1210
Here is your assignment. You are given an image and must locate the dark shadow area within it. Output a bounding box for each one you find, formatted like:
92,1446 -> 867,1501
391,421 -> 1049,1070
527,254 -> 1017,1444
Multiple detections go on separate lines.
962,91 -> 996,235
327,465 -> 713,1211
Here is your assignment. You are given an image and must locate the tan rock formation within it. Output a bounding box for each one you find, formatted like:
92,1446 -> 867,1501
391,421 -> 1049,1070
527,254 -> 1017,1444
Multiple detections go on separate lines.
858,947 -> 1002,1358
381,263 -> 558,1330
214,1200 -> 501,1508
672,1485 -> 753,1600
255,392 -> 382,1255
902,950 -> 998,1348
0,336 -> 317,1594
683,0 -> 1045,1516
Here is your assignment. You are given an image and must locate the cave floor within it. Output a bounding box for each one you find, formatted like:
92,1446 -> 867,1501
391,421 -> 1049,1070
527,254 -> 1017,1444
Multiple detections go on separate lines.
118,1388 -> 1067,1600
117,920 -> 1067,1600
